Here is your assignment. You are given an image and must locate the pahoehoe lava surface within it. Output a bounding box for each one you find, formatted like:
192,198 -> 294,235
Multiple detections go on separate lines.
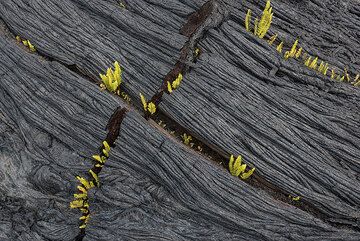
0,0 -> 359,240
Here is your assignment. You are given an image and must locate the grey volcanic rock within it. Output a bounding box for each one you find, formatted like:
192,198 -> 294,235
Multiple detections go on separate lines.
0,0 -> 359,240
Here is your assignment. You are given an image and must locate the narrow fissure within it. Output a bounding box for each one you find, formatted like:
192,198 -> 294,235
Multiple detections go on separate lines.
153,109 -> 359,232
74,107 -> 128,241
1,1 -> 356,235
146,0 -> 228,119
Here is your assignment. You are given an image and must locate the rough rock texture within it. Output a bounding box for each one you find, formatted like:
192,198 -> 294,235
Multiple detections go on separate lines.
0,0 -> 359,240
162,17 -> 360,227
